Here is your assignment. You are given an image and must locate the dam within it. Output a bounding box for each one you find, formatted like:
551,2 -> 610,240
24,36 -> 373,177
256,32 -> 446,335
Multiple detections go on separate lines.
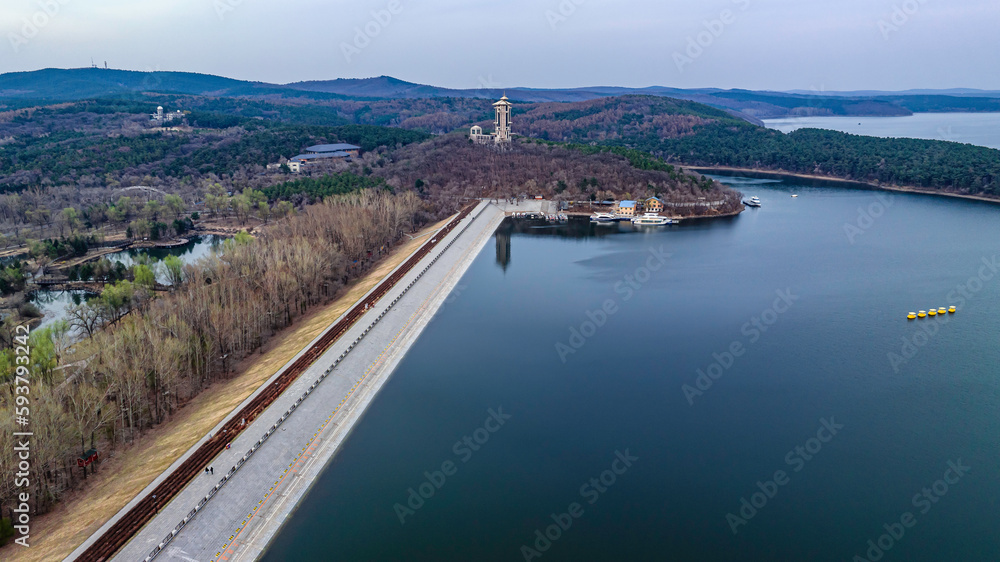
69,201 -> 506,562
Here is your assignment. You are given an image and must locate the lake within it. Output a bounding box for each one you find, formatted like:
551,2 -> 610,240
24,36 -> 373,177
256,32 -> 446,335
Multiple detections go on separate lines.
261,177 -> 1000,561
101,234 -> 227,279
29,235 -> 227,330
763,112 -> 1000,150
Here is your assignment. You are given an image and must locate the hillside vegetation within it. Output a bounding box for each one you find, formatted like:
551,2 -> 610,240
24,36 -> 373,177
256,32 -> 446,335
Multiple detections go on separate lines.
374,135 -> 743,216
511,95 -> 1000,198
0,98 -> 427,193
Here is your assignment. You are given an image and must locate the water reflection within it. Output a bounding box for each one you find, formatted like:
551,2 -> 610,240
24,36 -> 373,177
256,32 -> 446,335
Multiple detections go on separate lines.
494,215 -> 724,270
494,221 -> 512,272
30,235 -> 229,329
28,290 -> 98,332
104,235 -> 227,281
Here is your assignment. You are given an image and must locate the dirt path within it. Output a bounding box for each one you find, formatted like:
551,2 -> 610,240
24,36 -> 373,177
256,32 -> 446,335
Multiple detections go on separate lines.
0,218 -> 451,562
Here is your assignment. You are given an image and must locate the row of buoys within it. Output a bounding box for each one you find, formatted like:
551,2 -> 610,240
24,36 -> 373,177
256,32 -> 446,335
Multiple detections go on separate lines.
908,306 -> 956,320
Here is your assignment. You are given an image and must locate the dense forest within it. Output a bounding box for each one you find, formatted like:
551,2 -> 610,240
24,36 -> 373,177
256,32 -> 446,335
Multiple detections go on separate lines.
0,103 -> 427,192
506,95 -> 1000,198
508,95 -> 731,143
629,122 -> 1000,197
262,172 -> 388,202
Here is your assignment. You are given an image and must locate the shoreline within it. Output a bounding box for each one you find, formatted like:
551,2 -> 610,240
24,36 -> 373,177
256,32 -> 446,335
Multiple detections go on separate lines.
563,208 -> 743,221
237,205 -> 507,560
85,203 -> 502,562
686,165 -> 1000,206
4,219 -> 451,562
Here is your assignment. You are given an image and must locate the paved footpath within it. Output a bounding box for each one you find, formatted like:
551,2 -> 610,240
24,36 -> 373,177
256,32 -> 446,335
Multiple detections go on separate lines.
68,202 -> 505,562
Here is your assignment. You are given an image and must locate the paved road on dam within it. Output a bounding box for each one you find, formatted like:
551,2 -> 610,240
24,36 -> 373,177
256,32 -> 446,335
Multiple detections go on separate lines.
67,201 -> 505,562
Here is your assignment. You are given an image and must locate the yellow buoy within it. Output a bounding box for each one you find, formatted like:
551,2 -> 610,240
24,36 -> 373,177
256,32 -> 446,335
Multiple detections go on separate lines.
907,313 -> 917,320
948,306 -> 956,313
918,311 -> 927,318
928,309 -> 937,316
937,307 -> 947,315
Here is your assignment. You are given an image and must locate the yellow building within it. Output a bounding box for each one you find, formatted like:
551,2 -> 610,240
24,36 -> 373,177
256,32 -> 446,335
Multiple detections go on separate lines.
618,200 -> 637,217
645,197 -> 664,213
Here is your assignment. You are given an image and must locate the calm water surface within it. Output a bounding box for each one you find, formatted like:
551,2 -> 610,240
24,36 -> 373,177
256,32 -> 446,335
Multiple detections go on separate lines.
263,178 -> 1000,561
30,235 -> 226,329
763,112 -> 1000,150
104,234 -> 227,279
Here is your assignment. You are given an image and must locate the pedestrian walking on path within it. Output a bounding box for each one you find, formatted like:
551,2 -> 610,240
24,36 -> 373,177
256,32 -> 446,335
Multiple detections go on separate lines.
210,467 -> 214,474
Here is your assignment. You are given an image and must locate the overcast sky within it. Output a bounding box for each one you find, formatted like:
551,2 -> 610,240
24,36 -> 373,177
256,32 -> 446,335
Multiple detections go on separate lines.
3,0 -> 999,91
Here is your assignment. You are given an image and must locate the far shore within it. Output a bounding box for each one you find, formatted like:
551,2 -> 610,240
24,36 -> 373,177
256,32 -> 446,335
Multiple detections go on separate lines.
685,165 -> 1000,206
562,208 -> 743,221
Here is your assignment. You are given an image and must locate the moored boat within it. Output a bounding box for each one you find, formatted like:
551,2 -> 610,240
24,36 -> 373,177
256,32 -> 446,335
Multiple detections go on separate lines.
744,196 -> 761,207
631,213 -> 678,226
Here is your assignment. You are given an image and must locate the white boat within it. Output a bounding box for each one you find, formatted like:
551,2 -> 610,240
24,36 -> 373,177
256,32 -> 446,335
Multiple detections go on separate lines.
631,213 -> 677,226
744,196 -> 761,207
590,212 -> 617,223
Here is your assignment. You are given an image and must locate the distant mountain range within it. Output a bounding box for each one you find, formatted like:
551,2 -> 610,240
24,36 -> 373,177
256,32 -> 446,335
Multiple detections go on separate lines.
784,88 -> 1000,97
4,68 -> 1000,119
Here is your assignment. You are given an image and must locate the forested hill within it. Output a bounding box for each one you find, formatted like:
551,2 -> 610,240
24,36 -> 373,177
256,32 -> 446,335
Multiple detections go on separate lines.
0,97 -> 428,193
375,135 -> 743,216
0,68 -> 354,101
509,96 -> 734,142
649,125 -> 1000,197
3,86 -> 999,200
516,95 -> 1000,198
